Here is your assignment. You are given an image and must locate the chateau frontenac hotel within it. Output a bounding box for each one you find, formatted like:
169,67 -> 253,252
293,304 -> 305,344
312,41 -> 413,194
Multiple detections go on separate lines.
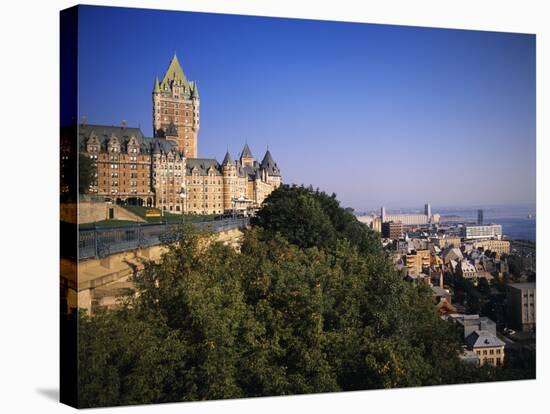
78,54 -> 282,215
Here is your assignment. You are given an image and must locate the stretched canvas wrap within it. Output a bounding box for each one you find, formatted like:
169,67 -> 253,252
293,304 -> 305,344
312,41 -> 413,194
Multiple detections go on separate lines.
60,5 -> 536,408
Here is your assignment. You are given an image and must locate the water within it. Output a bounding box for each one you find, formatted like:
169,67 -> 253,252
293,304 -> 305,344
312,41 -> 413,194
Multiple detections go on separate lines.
437,205 -> 536,242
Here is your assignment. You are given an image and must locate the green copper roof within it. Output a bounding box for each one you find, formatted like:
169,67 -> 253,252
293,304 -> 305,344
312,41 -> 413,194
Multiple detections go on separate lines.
190,80 -> 199,98
161,53 -> 188,87
153,77 -> 160,93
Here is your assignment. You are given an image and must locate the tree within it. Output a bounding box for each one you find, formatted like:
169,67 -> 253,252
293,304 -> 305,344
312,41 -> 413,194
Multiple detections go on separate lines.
77,190 -> 523,407
78,154 -> 96,194
255,184 -> 380,256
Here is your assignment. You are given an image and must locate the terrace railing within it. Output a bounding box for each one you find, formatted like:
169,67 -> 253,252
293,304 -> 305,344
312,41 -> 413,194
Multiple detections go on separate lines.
76,218 -> 250,260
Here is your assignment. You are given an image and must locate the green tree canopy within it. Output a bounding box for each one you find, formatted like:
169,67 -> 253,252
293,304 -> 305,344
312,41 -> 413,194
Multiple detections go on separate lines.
255,184 -> 380,256
77,187 -> 525,408
78,153 -> 96,194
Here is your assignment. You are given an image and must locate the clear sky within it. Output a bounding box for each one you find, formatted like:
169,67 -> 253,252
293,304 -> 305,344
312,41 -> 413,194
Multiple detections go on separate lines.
77,5 -> 536,211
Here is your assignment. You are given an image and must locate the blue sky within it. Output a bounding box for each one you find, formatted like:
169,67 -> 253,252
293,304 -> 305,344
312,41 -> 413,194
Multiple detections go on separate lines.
77,5 -> 536,211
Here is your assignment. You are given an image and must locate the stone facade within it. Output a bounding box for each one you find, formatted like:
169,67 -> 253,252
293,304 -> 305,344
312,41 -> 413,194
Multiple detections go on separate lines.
472,239 -> 511,255
405,249 -> 430,275
78,53 -> 281,215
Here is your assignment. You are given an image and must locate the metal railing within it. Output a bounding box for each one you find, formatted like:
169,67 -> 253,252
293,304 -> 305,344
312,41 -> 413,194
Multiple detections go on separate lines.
78,218 -> 250,260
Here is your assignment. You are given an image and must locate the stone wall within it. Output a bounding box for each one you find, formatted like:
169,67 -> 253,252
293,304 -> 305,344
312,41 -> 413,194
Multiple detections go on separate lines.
61,201 -> 146,224
61,227 -> 245,315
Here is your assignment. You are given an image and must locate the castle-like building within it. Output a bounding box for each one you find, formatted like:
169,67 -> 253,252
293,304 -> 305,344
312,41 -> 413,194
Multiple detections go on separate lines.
79,54 -> 281,215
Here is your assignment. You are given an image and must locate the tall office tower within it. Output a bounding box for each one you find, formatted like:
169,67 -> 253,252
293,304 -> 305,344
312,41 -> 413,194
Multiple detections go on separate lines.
425,203 -> 432,219
381,206 -> 386,223
153,53 -> 200,157
478,209 -> 484,225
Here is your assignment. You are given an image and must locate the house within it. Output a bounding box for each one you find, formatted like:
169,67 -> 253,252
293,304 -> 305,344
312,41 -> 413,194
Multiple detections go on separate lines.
464,330 -> 505,366
458,260 -> 477,279
442,247 -> 463,264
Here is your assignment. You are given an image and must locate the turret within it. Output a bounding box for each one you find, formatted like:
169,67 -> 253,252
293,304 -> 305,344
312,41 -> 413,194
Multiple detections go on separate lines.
222,151 -> 234,168
222,151 -> 236,212
240,143 -> 255,168
260,149 -> 281,188
260,150 -> 280,176
153,77 -> 160,94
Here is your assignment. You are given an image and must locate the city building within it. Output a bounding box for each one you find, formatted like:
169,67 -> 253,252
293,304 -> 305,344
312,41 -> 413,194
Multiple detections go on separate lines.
462,224 -> 502,240
435,237 -> 462,249
78,54 -> 282,214
449,314 -> 497,337
425,203 -> 431,220
384,212 -> 429,226
458,260 -> 477,279
382,221 -> 403,239
371,216 -> 382,232
441,247 -> 463,264
464,330 -> 505,366
405,249 -> 430,275
379,204 -> 439,226
507,283 -> 536,332
477,209 -> 484,225
472,239 -> 510,255
460,348 -> 481,365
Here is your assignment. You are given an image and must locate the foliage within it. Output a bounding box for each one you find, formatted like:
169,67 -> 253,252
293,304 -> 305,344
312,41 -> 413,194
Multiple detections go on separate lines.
77,187 -> 527,407
255,184 -> 380,256
78,154 -> 96,194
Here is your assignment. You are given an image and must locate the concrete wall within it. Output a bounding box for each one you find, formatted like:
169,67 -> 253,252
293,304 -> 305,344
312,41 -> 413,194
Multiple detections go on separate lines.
61,227 -> 245,315
61,201 -> 146,224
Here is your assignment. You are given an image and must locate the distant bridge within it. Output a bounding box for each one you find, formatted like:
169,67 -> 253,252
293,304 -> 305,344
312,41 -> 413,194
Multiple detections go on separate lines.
77,218 -> 250,260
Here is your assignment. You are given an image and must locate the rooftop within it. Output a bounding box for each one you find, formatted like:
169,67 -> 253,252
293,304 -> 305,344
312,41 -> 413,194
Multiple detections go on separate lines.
465,330 -> 505,349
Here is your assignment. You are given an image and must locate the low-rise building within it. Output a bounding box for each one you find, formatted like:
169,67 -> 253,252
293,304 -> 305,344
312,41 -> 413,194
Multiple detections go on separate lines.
436,237 -> 461,249
382,221 -> 403,239
405,249 -> 430,275
449,314 -> 497,338
464,330 -> 505,366
442,247 -> 463,264
405,273 -> 431,285
462,224 -> 502,240
458,260 -> 477,279
448,314 -> 504,367
507,283 -> 536,332
473,239 -> 510,255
